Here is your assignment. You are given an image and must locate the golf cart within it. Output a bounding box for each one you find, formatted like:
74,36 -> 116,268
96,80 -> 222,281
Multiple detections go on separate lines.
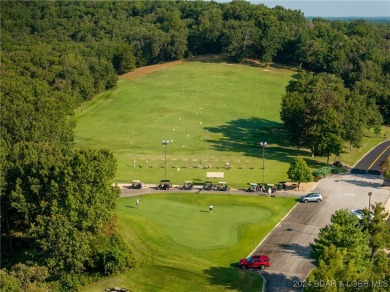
216,182 -> 229,191
203,181 -> 214,190
157,180 -> 172,190
129,180 -> 144,189
267,184 -> 276,193
181,181 -> 194,190
247,183 -> 258,192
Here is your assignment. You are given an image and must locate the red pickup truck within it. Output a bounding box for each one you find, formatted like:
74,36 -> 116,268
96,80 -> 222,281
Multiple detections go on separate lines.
238,255 -> 270,270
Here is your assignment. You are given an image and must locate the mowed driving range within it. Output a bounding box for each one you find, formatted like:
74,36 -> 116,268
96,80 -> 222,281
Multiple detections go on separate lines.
75,60 -> 301,188
76,60 -> 304,290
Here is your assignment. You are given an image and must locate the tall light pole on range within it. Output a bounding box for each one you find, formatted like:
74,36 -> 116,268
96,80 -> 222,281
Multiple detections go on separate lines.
162,140 -> 169,180
259,142 -> 267,187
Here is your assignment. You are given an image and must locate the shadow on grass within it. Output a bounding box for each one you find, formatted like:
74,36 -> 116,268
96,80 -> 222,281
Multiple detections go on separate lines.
186,54 -> 234,65
204,117 -> 325,167
186,55 -> 300,75
203,265 -> 262,292
203,265 -> 306,291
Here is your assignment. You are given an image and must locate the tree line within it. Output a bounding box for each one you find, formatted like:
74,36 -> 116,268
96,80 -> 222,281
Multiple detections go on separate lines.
1,0 -> 389,290
280,72 -> 384,161
1,0 -> 389,121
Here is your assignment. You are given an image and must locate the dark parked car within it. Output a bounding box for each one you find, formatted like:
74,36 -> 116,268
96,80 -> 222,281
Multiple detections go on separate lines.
238,255 -> 270,270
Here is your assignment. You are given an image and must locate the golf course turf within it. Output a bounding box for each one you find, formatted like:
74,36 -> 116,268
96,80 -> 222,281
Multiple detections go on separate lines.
74,58 -> 389,188
74,59 -> 297,188
77,58 -> 390,291
121,195 -> 272,249
84,193 -> 297,291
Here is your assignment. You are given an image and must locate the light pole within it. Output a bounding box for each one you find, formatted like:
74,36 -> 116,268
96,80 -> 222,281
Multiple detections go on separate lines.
162,140 -> 169,180
259,142 -> 267,186
368,192 -> 372,212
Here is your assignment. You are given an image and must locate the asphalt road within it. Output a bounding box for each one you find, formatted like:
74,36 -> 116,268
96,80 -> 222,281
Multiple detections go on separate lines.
351,140 -> 390,175
252,141 -> 390,292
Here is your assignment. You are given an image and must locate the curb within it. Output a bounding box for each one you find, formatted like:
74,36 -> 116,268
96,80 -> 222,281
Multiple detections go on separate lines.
247,179 -> 323,258
246,179 -> 323,292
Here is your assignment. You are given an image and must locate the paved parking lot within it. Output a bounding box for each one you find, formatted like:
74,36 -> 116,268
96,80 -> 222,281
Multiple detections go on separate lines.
253,173 -> 390,292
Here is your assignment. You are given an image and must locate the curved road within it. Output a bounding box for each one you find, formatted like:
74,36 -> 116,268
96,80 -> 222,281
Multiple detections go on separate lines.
351,140 -> 390,175
252,140 -> 390,292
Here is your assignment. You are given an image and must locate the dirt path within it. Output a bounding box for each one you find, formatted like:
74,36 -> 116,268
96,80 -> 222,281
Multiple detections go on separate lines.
120,55 -> 224,79
120,60 -> 186,79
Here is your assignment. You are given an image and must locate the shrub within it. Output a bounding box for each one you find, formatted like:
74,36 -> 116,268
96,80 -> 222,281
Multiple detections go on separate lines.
88,235 -> 134,276
313,166 -> 332,180
59,274 -> 86,291
0,269 -> 21,292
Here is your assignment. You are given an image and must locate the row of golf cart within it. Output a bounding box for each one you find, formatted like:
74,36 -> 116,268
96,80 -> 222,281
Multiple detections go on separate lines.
202,181 -> 229,191
157,180 -> 194,190
246,183 -> 278,193
157,180 -> 229,191
129,179 -> 230,191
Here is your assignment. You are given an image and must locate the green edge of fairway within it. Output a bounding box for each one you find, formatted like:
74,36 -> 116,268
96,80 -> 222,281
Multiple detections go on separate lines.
83,194 -> 297,292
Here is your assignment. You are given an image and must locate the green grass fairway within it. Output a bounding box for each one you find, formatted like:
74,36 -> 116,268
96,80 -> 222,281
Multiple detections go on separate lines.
74,59 -> 390,188
83,194 -> 297,292
74,60 -> 296,187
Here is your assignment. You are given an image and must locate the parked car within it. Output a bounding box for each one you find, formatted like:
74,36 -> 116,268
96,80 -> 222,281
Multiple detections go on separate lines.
238,255 -> 270,270
350,209 -> 373,221
300,192 -> 323,203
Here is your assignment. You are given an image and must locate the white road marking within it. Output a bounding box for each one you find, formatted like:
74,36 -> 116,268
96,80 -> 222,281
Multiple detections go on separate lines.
345,193 -> 356,196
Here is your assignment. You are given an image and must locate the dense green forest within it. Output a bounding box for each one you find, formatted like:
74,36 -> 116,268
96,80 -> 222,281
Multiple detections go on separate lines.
1,0 -> 389,290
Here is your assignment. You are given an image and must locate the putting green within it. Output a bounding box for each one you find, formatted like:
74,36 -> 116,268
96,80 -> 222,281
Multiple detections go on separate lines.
119,196 -> 272,249
85,194 -> 296,291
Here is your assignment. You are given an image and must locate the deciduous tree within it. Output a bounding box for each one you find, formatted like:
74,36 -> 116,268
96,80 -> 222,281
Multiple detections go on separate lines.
281,72 -> 348,161
287,157 -> 312,190
311,209 -> 369,269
